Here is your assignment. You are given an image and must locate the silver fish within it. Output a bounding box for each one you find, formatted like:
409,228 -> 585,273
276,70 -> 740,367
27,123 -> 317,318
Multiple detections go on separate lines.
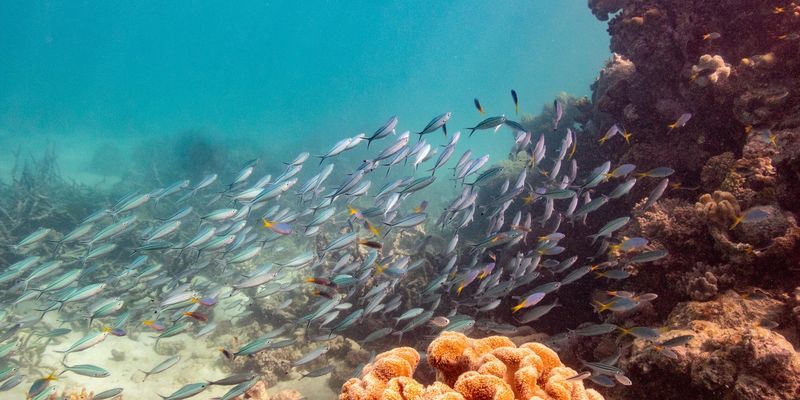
292,346 -> 329,366
643,178 -> 669,210
588,217 -> 630,243
417,112 -> 451,138
140,355 -> 181,381
316,137 -> 352,165
467,115 -> 506,136
320,231 -> 358,255
367,115 -> 399,148
553,99 -> 563,131
384,213 -> 427,228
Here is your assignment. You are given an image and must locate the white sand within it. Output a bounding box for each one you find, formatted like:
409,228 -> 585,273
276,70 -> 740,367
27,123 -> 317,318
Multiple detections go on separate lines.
8,327 -> 337,399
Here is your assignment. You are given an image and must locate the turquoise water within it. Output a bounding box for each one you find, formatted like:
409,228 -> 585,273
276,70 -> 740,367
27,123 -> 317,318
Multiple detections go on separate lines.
0,1 -> 607,179
0,2 -> 618,399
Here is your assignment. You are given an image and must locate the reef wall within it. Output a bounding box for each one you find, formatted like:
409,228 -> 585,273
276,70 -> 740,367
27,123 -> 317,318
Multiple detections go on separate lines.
579,1 -> 800,398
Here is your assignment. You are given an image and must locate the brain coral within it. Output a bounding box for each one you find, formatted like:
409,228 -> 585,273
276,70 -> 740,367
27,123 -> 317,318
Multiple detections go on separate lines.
340,332 -> 603,400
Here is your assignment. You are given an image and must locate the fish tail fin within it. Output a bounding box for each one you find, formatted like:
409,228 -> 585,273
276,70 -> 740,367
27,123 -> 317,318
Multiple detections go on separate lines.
515,105 -> 519,115
593,271 -> 604,279
58,359 -> 69,374
729,216 -> 743,230
468,128 -> 476,137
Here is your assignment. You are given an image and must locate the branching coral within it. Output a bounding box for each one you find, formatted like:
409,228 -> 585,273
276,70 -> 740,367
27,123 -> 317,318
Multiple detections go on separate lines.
700,152 -> 736,190
668,262 -> 735,301
694,189 -> 797,255
340,332 -> 603,400
719,155 -> 778,207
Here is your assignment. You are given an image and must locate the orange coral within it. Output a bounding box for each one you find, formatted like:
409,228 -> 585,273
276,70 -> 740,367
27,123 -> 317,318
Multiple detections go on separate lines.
340,346 -> 420,400
50,388 -> 103,400
340,332 -> 603,400
428,332 -> 514,386
454,372 -> 514,400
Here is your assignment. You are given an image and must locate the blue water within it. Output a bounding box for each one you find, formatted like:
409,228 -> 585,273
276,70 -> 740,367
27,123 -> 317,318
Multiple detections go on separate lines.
0,3 -> 619,399
0,1 -> 608,179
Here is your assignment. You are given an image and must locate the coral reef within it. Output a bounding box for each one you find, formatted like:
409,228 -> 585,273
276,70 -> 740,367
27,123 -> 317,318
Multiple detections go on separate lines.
615,291 -> 800,400
578,0 -> 800,306
695,190 -> 740,229
238,380 -> 305,400
225,319 -> 367,392
340,332 -> 603,400
520,94 -> 592,144
690,54 -> 730,87
588,0 -> 625,21
572,3 -> 800,397
340,346 -> 421,399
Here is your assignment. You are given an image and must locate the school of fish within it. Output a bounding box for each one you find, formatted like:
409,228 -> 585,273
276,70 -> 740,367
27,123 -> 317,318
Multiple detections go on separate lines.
1,91 -> 712,399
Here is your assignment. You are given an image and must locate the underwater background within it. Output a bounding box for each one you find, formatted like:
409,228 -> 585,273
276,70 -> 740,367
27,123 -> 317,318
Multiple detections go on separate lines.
1,1 -> 800,400
0,1 -> 607,186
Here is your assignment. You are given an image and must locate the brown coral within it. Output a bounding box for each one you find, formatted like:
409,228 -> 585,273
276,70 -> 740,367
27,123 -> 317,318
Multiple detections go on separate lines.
695,190 -> 740,229
615,291 -> 800,400
340,332 -> 603,400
